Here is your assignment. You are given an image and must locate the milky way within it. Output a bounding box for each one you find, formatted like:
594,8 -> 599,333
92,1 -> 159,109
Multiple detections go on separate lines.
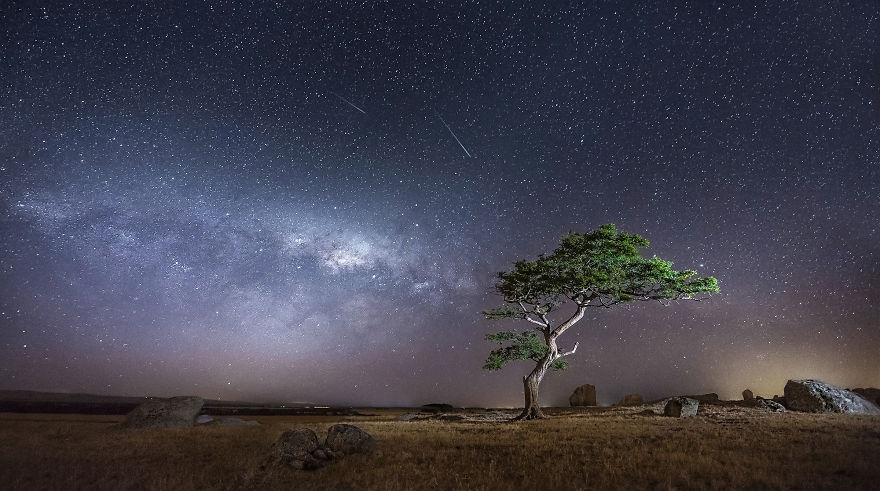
1,2 -> 878,406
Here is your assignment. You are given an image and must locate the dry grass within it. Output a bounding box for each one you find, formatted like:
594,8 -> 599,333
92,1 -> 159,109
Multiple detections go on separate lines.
1,404 -> 878,490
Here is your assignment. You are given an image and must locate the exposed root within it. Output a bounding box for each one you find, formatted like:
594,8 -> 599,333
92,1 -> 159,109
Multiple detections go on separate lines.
513,407 -> 548,421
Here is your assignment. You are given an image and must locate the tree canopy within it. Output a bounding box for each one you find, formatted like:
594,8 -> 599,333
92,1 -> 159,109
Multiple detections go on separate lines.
483,223 -> 719,374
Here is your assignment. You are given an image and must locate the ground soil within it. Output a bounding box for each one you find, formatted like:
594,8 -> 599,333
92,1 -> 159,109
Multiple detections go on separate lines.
1,401 -> 877,490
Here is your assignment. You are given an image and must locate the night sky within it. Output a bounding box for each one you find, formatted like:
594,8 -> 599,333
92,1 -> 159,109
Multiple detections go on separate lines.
1,1 -> 878,407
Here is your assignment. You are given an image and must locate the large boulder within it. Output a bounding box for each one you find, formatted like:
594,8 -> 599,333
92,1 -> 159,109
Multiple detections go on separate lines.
277,428 -> 328,470
664,397 -> 699,417
742,389 -> 754,401
325,424 -> 376,455
569,384 -> 597,406
617,394 -> 644,406
784,379 -> 880,414
851,388 -> 880,407
120,396 -> 204,429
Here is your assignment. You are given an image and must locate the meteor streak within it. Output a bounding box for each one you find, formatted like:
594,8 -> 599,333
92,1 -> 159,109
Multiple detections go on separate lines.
331,92 -> 367,114
437,114 -> 472,158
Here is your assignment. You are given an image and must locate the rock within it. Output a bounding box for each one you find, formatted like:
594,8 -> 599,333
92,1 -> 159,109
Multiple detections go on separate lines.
278,428 -> 319,461
120,396 -> 204,429
742,389 -> 754,401
421,403 -> 455,413
683,393 -> 719,403
784,379 -> 880,414
664,397 -> 699,417
851,388 -> 880,407
617,394 -> 644,406
196,414 -> 213,424
398,413 -> 421,421
569,384 -> 597,406
277,428 -> 328,469
437,414 -> 467,422
755,398 -> 786,412
325,424 -> 376,455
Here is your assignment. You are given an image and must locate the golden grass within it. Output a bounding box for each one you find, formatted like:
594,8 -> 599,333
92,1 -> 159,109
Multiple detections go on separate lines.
0,404 -> 878,490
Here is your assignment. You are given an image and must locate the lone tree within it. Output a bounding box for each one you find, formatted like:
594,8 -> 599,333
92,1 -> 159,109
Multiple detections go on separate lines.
482,224 -> 718,420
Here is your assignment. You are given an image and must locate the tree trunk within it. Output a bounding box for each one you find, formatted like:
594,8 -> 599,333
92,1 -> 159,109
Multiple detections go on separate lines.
514,336 -> 558,421
515,370 -> 547,420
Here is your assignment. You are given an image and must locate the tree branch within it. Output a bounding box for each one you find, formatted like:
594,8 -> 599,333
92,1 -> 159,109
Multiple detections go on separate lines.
523,316 -> 548,328
517,301 -> 549,328
551,305 -> 587,338
558,341 -> 579,358
538,312 -> 551,330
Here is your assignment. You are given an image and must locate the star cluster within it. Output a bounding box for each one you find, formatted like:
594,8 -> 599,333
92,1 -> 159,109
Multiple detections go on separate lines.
1,1 -> 878,406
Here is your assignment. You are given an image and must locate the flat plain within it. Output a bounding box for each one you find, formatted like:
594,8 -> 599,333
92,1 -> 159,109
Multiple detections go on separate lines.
1,402 -> 878,490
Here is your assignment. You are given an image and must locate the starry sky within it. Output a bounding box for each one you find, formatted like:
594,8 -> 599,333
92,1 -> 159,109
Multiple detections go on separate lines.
1,1 -> 878,407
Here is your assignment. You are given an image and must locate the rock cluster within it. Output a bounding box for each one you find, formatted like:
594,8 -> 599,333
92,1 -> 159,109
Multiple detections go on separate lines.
784,379 -> 879,414
771,395 -> 787,407
754,398 -> 786,412
277,424 -> 375,470
120,396 -> 204,429
569,384 -> 597,406
664,397 -> 699,417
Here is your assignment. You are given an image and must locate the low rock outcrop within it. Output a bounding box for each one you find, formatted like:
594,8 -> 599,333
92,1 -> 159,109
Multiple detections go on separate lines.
784,379 -> 879,414
617,394 -> 643,406
421,403 -> 455,413
569,384 -> 597,406
664,397 -> 699,417
209,416 -> 260,426
683,393 -> 719,403
120,396 -> 204,429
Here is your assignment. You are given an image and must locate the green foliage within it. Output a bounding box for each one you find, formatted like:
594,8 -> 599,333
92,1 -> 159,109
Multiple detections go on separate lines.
483,331 -> 570,371
490,223 -> 718,310
483,303 -> 525,320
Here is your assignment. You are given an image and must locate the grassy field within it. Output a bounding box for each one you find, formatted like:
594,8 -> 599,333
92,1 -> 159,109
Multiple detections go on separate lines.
1,402 -> 878,490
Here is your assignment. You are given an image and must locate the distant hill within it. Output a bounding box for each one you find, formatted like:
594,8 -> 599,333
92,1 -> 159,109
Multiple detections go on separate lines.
0,390 -> 357,416
0,390 -> 148,404
0,390 -> 260,414
0,389 -> 271,406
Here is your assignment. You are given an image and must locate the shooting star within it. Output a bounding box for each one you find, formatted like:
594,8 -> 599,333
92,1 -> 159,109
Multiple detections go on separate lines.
437,113 -> 472,158
331,92 -> 366,114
